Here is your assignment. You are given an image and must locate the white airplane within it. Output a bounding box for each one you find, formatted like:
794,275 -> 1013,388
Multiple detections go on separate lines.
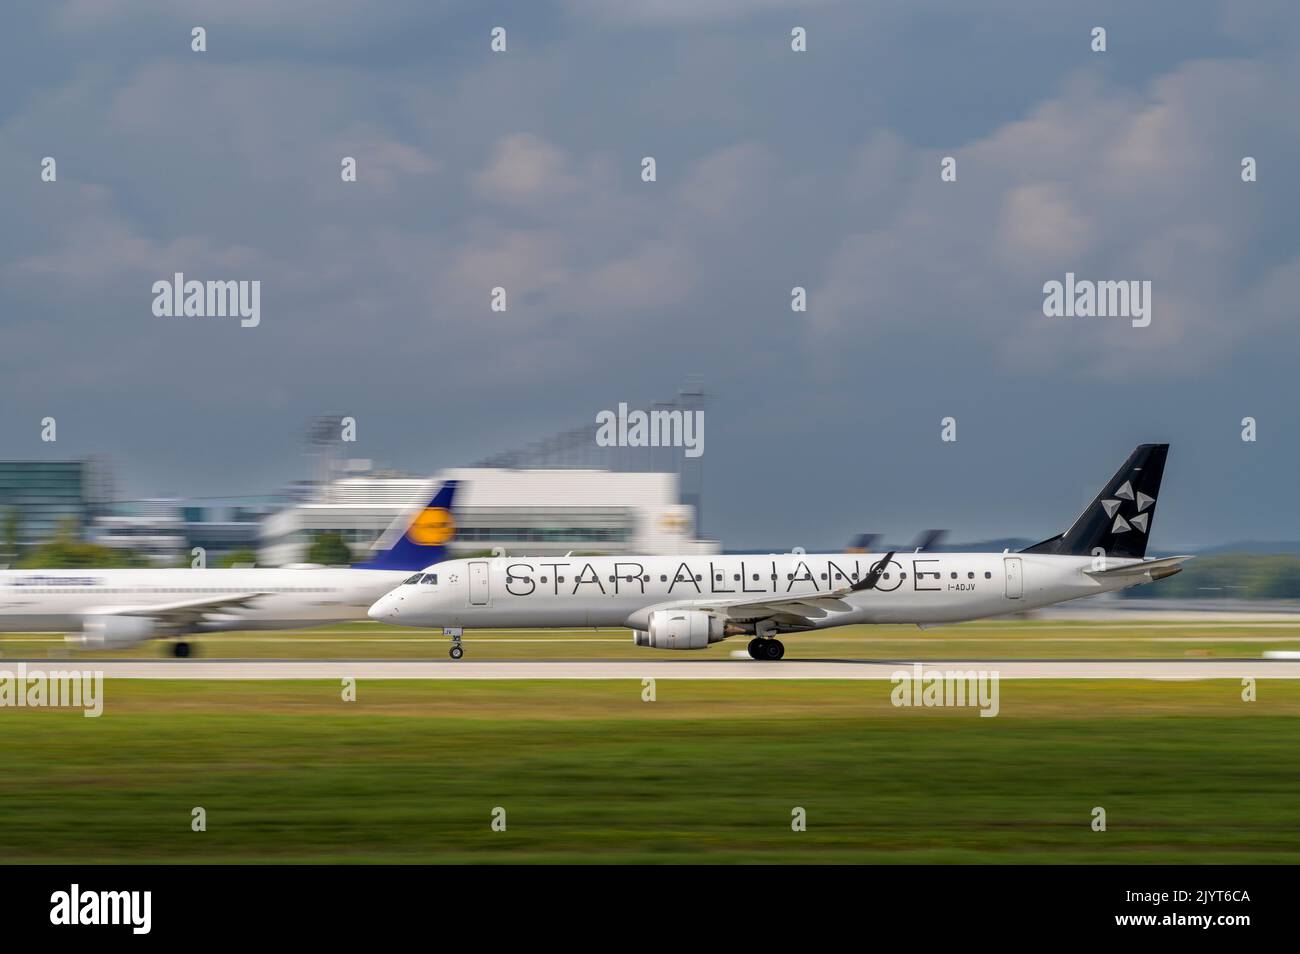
0,482 -> 460,656
369,445 -> 1189,660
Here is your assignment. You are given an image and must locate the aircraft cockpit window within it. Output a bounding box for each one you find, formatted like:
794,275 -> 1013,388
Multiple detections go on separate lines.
404,574 -> 422,585
420,573 -> 438,585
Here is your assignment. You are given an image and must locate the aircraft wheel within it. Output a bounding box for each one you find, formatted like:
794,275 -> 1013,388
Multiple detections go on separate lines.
172,641 -> 192,659
449,645 -> 464,660
747,638 -> 763,660
763,639 -> 785,661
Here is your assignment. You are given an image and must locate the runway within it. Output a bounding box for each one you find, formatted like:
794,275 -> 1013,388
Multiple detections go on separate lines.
7,659 -> 1300,680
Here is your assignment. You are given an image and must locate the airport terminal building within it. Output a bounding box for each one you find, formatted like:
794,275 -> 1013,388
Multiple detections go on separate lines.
0,459 -> 113,562
90,496 -> 283,566
258,468 -> 714,566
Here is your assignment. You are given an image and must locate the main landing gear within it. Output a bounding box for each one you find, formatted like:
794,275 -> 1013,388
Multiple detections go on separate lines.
746,637 -> 785,661
445,627 -> 464,660
170,641 -> 193,658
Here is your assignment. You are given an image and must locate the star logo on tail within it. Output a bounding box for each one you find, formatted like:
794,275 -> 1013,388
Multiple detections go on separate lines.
1101,480 -> 1156,534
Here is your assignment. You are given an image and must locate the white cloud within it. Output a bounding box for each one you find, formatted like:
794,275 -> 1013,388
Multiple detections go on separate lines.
810,56 -> 1300,377
445,229 -> 573,319
579,239 -> 696,312
472,133 -> 580,206
675,141 -> 774,225
563,0 -> 841,26
997,184 -> 1094,267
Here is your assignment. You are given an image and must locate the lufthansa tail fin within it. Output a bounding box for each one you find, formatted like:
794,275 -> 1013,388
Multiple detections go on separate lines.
354,480 -> 459,571
847,533 -> 881,553
1021,444 -> 1168,559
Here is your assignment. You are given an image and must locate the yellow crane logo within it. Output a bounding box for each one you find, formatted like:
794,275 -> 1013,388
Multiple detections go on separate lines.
407,507 -> 456,546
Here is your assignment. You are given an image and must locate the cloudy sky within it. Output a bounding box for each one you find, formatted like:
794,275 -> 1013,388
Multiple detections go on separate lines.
2,0 -> 1298,549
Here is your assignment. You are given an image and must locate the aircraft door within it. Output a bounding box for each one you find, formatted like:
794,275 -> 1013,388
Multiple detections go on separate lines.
469,561 -> 490,605
1004,557 -> 1023,599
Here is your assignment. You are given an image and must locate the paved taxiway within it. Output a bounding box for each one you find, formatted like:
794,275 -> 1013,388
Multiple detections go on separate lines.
8,659 -> 1300,680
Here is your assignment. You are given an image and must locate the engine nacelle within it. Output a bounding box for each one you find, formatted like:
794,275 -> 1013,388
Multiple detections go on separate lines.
71,615 -> 157,649
633,610 -> 727,650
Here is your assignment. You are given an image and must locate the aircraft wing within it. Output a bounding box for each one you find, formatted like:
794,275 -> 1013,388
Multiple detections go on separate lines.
627,553 -> 895,628
87,592 -> 271,628
630,588 -> 859,627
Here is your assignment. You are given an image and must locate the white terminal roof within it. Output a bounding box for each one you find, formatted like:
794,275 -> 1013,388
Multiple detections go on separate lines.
439,468 -> 678,508
309,469 -> 679,509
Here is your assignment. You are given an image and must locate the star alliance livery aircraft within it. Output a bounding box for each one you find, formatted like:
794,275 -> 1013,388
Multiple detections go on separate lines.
0,482 -> 459,656
370,446 -> 1188,660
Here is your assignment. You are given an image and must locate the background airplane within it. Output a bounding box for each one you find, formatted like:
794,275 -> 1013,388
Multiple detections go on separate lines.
0,482 -> 459,656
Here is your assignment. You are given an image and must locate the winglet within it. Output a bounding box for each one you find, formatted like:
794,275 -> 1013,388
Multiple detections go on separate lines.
851,552 -> 895,592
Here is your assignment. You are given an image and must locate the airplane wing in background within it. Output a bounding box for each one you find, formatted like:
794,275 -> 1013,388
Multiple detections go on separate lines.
86,592 -> 271,629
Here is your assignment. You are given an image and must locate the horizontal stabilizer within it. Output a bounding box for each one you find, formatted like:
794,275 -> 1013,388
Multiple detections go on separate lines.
1084,555 -> 1192,581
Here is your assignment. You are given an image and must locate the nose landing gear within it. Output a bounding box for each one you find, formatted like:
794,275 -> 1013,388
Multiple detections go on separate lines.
445,627 -> 464,660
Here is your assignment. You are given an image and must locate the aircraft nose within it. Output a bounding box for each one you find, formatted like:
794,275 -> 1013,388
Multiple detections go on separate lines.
368,593 -> 399,621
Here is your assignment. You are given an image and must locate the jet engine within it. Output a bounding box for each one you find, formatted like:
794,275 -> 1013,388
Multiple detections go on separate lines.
71,615 -> 157,649
633,610 -> 727,650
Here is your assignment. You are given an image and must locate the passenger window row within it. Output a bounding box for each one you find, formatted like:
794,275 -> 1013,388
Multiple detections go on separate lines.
497,569 -> 995,587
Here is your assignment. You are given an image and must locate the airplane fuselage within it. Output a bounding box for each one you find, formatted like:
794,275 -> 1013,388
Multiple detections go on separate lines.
0,567 -> 410,634
369,551 -> 1137,632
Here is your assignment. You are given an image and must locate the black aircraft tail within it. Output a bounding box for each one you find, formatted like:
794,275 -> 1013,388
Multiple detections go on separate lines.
1021,444 -> 1169,559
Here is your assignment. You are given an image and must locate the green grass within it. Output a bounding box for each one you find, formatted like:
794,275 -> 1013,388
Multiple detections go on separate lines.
3,679 -> 1299,863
